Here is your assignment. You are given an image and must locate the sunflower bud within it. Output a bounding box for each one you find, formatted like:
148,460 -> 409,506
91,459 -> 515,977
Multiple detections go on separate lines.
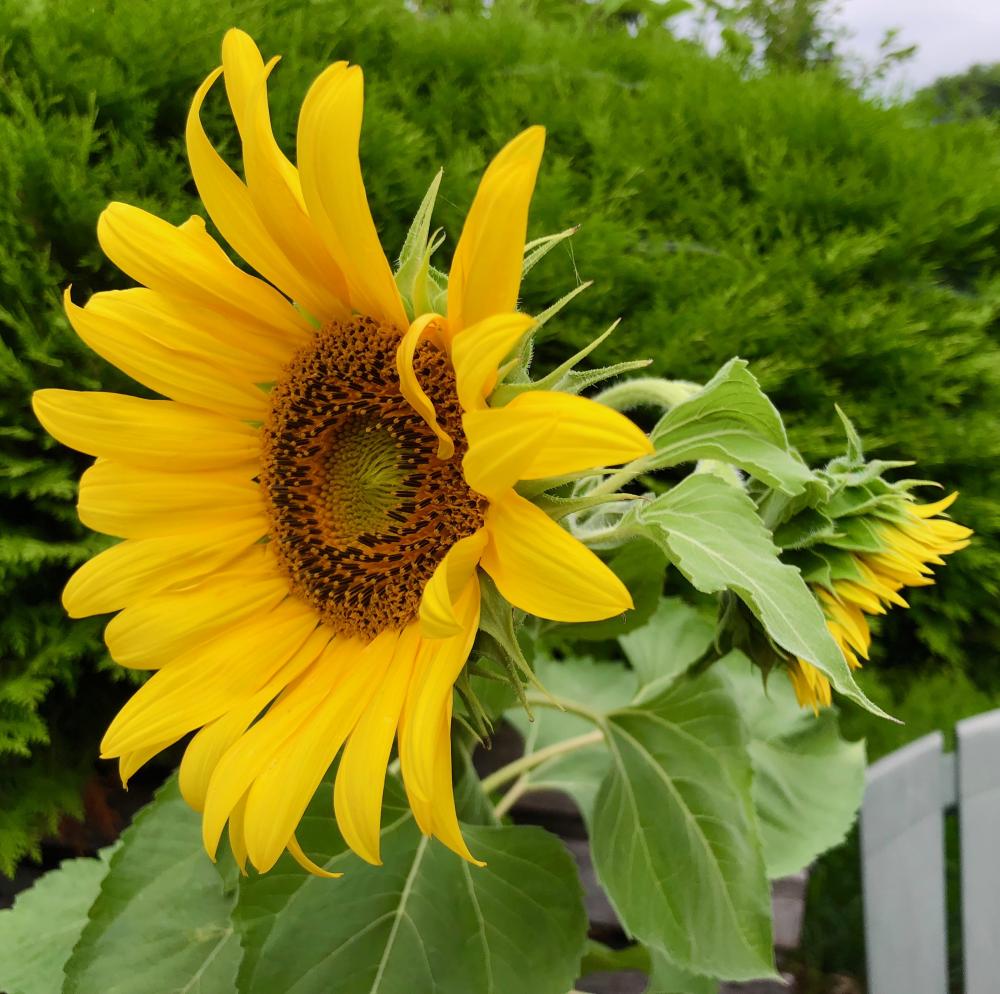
776,412 -> 972,711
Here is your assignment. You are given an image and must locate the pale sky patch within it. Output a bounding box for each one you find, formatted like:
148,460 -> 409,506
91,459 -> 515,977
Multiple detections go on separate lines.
672,0 -> 1000,97
835,0 -> 1000,94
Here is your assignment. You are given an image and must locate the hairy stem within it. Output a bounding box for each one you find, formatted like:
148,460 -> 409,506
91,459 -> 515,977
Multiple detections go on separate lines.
479,728 -> 604,795
492,775 -> 529,819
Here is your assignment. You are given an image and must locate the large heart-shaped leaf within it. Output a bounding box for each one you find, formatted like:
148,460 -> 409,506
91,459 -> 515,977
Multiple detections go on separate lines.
590,670 -> 775,981
234,777 -> 588,994
63,777 -> 239,994
722,654 -> 866,878
0,848 -> 111,994
618,596 -> 715,692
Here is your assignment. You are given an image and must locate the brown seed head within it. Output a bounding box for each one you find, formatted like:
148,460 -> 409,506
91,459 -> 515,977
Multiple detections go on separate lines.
261,316 -> 487,640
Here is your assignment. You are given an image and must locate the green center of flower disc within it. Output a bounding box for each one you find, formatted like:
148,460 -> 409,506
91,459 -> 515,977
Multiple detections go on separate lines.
320,418 -> 409,543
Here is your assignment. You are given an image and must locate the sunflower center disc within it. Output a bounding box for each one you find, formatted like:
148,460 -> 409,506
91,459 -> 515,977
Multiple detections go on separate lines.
261,316 -> 487,640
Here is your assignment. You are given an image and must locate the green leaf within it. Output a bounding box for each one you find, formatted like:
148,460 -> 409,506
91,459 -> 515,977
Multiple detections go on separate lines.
721,654 -> 866,878
627,474 -> 888,718
650,359 -> 820,498
506,655 -> 635,821
235,776 -> 588,994
590,670 -> 775,980
0,849 -> 111,994
64,777 -> 239,994
646,948 -> 718,994
549,539 -> 668,641
618,596 -> 715,690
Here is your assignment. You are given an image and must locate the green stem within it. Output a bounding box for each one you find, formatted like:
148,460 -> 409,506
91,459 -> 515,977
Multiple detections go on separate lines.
492,775 -> 529,819
584,455 -> 656,499
576,517 -> 642,548
479,728 -> 604,795
593,376 -> 700,413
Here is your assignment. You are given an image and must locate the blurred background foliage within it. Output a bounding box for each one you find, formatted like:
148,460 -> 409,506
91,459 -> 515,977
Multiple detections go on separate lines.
1,0 -> 997,985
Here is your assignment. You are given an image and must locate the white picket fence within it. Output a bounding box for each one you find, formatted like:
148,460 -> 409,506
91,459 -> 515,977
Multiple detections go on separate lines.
861,710 -> 1000,994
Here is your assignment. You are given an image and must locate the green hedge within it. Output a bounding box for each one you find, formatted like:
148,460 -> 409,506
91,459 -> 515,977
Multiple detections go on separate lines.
2,0 -> 999,870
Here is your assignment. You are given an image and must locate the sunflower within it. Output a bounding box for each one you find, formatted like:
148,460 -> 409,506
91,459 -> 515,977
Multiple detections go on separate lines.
33,29 -> 652,876
787,492 -> 972,712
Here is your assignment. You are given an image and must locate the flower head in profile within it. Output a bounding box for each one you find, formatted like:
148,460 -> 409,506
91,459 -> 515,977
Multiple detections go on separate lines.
33,30 -> 651,875
781,418 -> 972,711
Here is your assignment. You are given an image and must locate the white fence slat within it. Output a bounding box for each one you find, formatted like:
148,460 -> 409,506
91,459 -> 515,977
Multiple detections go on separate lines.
957,710 -> 1000,994
861,732 -> 949,994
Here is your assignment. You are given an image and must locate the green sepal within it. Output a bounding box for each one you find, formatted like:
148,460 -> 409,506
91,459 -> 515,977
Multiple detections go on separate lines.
522,225 -> 579,276
532,490 -> 640,520
771,506 -> 837,549
395,168 -> 444,318
495,281 -> 594,390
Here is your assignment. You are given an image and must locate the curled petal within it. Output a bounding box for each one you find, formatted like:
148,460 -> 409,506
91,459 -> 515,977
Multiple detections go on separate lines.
451,312 -> 535,412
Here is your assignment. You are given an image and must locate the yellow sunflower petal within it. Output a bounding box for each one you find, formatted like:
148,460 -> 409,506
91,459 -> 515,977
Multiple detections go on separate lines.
923,518 -> 974,545
818,589 -> 871,658
854,561 -> 909,608
97,203 -> 310,342
200,642 -> 343,859
96,286 -> 294,378
447,127 -> 545,334
120,738 -> 178,788
404,579 -> 479,804
101,597 -> 317,757
787,659 -> 832,713
32,390 -> 259,470
78,460 -> 263,540
64,290 -> 270,421
297,62 -> 408,329
450,312 -> 535,412
419,530 -> 487,638
831,579 -> 886,615
227,792 -> 251,873
241,632 -> 395,872
103,550 -> 288,668
187,64 -> 342,320
909,491 -> 959,518
865,549 -> 934,587
62,519 -> 267,618
480,490 -> 632,622
286,835 -> 342,879
462,390 -> 652,498
333,626 -> 420,866
396,314 -> 453,459
427,709 -> 483,865
221,28 -> 274,141
878,524 -> 947,566
179,626 -> 331,812
229,35 -> 352,323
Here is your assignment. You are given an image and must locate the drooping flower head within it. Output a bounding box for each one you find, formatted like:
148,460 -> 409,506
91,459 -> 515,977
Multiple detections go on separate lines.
33,30 -> 652,875
778,417 -> 972,711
